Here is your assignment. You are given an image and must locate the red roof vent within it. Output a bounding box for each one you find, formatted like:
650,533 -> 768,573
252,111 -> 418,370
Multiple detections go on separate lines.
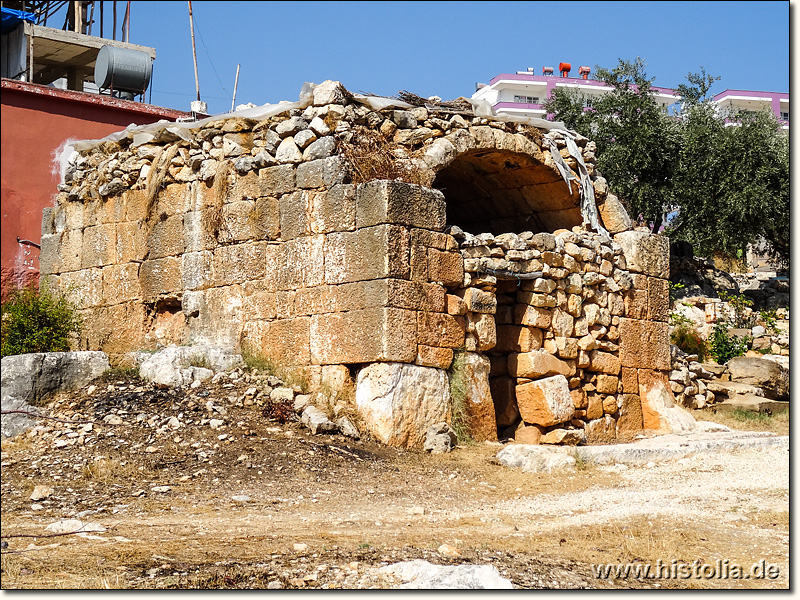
559,62 -> 572,77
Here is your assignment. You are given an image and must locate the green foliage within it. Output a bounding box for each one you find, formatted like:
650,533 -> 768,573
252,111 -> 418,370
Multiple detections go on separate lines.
730,408 -> 784,424
719,291 -> 755,328
545,58 -> 789,265
1,284 -> 82,357
672,103 -> 789,265
759,309 -> 780,333
545,57 -> 679,232
669,282 -> 685,307
447,352 -> 473,445
707,320 -> 750,364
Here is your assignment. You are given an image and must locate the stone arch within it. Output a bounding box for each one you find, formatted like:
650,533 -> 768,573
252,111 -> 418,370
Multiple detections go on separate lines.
428,146 -> 582,236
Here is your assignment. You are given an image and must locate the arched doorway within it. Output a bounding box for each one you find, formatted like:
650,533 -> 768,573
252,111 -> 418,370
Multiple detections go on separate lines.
431,148 -> 583,235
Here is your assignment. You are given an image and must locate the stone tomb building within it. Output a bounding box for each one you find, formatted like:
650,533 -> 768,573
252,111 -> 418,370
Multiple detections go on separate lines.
41,81 -> 693,448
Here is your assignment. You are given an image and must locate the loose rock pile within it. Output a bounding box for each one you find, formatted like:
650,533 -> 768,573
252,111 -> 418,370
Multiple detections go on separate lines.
445,225 -> 663,444
669,346 -> 716,409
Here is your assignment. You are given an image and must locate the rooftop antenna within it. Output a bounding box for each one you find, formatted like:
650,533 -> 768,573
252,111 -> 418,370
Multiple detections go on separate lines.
187,1 -> 206,113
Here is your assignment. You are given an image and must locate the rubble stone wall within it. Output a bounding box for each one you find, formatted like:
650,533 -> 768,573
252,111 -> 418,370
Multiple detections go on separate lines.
41,80 -> 681,447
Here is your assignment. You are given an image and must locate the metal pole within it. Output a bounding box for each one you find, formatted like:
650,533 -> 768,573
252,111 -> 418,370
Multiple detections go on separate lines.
88,1 -> 95,36
231,64 -> 240,112
125,0 -> 130,42
112,0 -> 116,40
100,1 -> 103,38
188,1 -> 200,102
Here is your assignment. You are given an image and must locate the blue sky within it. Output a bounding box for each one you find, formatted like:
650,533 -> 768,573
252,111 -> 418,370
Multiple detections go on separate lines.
54,1 -> 792,115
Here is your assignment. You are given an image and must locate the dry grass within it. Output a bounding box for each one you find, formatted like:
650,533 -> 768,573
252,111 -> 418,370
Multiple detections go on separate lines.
81,457 -> 140,484
336,125 -> 425,185
144,145 -> 179,221
203,161 -> 231,241
691,408 -> 789,436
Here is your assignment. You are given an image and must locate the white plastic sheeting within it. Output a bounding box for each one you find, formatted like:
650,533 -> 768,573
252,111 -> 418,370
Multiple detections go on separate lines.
543,130 -> 608,237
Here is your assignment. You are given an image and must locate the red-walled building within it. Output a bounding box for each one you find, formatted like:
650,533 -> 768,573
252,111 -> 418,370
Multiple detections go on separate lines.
1,79 -> 190,298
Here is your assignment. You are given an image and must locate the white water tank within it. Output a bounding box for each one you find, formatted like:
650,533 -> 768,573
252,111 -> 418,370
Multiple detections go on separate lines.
94,45 -> 152,95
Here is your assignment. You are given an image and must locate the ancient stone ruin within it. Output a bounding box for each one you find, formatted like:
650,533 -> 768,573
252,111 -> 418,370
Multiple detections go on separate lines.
41,80 -> 694,449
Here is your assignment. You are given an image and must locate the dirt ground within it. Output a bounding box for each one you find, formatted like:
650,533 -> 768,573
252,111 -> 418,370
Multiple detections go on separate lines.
0,370 -> 790,589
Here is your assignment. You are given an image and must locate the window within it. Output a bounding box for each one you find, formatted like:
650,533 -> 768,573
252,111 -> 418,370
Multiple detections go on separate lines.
513,95 -> 540,104
780,111 -> 789,121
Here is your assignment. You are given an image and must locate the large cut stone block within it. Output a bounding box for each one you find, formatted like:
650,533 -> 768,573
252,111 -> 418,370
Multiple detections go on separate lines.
587,350 -> 621,375
241,317 -> 310,366
515,375 -> 574,427
279,190 -> 311,240
310,307 -> 417,365
324,225 -> 410,284
454,353 -> 497,442
617,393 -> 643,437
355,362 -> 451,448
310,184 -> 356,233
87,302 -> 149,353
212,242 -> 267,286
241,284 -> 277,320
102,263 -> 141,304
355,181 -> 446,231
38,233 -> 61,275
508,351 -> 574,378
417,311 -> 465,348
81,223 -> 117,268
182,251 -> 214,291
618,318 -> 670,370
153,183 -> 191,217
139,257 -> 182,302
638,369 -> 696,433
187,285 -> 244,348
585,415 -> 617,443
59,268 -> 103,309
648,277 -> 670,322
415,345 -> 454,369
324,279 -> 444,314
614,231 -> 670,278
265,236 -> 325,291
426,248 -> 464,286
218,199 -> 256,243
147,214 -> 184,258
58,228 -> 84,272
233,165 -> 296,198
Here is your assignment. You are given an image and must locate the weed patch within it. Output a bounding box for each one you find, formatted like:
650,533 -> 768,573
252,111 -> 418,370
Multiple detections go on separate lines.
447,352 -> 473,445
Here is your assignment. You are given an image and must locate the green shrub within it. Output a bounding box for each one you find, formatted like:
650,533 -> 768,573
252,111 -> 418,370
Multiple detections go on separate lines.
1,284 -> 82,356
708,319 -> 750,364
759,309 -> 780,333
719,291 -> 756,328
